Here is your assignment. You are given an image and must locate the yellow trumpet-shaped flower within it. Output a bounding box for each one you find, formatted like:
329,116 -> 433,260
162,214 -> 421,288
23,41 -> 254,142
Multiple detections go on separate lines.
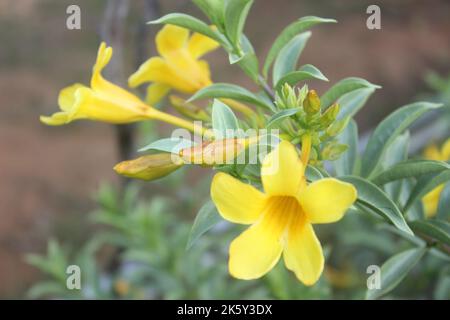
128,25 -> 219,105
210,141 -> 357,285
422,138 -> 450,218
41,42 -> 155,125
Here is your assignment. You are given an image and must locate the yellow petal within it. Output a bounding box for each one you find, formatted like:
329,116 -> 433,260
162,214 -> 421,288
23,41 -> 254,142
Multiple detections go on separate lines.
187,32 -> 219,59
441,138 -> 450,160
300,178 -> 357,224
210,172 -> 266,224
422,185 -> 444,218
261,140 -> 304,197
424,144 -> 442,161
128,57 -> 195,93
156,25 -> 189,58
40,112 -> 72,126
145,83 -> 171,105
283,219 -> 324,286
58,83 -> 85,112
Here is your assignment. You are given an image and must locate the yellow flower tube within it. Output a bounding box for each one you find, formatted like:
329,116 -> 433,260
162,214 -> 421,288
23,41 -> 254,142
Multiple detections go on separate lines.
40,42 -> 211,137
210,141 -> 357,285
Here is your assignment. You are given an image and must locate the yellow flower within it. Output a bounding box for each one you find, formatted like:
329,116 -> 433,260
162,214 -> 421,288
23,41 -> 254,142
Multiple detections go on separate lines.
41,42 -> 155,125
210,141 -> 357,285
128,25 -> 219,105
422,138 -> 450,218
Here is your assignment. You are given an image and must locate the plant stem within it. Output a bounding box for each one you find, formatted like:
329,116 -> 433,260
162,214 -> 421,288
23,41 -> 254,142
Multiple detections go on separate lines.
301,133 -> 312,166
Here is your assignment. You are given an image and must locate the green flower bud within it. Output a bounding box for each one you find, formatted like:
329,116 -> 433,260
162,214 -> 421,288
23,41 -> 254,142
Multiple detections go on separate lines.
170,95 -> 210,121
326,116 -> 350,137
320,103 -> 340,128
321,143 -> 348,161
303,90 -> 321,115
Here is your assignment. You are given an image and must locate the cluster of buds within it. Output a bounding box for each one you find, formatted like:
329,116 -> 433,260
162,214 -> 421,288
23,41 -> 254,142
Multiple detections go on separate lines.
274,83 -> 350,163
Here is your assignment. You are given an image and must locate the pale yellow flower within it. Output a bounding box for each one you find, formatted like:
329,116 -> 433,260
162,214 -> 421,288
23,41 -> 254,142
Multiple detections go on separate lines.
211,141 -> 357,285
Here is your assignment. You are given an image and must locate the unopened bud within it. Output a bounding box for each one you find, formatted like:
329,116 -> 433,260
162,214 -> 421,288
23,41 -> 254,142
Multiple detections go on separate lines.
326,116 -> 350,137
320,103 -> 340,128
179,138 -> 249,165
113,153 -> 183,181
303,90 -> 321,115
321,143 -> 348,161
170,95 -> 210,121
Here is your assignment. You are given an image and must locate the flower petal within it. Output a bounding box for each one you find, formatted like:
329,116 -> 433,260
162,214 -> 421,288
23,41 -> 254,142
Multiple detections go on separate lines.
187,32 -> 219,59
145,83 -> 171,105
211,172 -> 266,224
422,185 -> 444,218
229,209 -> 287,280
283,220 -> 324,286
58,83 -> 86,112
128,57 -> 195,93
261,140 -> 304,197
40,112 -> 71,126
156,25 -> 189,58
300,178 -> 357,224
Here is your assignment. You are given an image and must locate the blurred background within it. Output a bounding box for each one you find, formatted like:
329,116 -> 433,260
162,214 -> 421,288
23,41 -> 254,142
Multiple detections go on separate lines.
0,0 -> 449,298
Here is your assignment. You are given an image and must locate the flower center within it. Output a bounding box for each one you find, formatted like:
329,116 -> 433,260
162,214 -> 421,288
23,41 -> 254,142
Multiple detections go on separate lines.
261,196 -> 304,237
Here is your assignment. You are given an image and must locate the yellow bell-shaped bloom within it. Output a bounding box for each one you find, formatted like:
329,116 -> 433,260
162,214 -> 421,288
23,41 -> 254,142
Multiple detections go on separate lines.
41,42 -> 156,125
422,138 -> 450,218
128,25 -> 219,105
210,141 -> 357,285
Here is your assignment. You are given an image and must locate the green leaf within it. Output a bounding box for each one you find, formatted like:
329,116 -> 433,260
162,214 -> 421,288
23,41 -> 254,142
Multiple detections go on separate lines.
272,32 -> 311,85
149,13 -> 224,45
192,0 -> 224,29
371,160 -> 450,185
339,176 -> 413,235
361,102 -> 442,178
275,64 -> 328,91
187,201 -> 222,250
366,247 -> 426,300
139,137 -> 195,153
334,119 -> 358,176
266,108 -> 300,128
321,77 -> 380,110
234,36 -> 259,81
381,132 -> 410,203
305,165 -> 324,182
189,83 -> 275,111
263,16 -> 337,77
336,87 -> 376,120
404,169 -> 450,212
410,220 -> 450,247
27,281 -> 67,299
224,0 -> 254,50
211,99 -> 240,138
437,183 -> 450,219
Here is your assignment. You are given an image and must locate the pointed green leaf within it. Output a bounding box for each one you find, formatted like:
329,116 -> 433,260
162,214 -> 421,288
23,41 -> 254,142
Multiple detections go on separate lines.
139,137 -> 195,153
211,99 -> 240,138
410,220 -> 450,247
361,102 -> 442,178
275,64 -> 328,91
266,108 -> 300,128
366,247 -> 426,299
371,160 -> 449,185
263,16 -> 336,77
189,83 -> 275,111
334,119 -> 358,176
224,0 -> 254,50
149,13 -> 224,44
321,77 -> 380,110
336,87 -> 376,120
272,32 -> 311,85
339,176 -> 413,235
187,201 -> 222,250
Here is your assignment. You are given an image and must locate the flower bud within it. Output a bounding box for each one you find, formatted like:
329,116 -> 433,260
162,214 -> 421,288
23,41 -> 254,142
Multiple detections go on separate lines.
326,116 -> 350,137
170,95 -> 210,121
321,143 -> 348,161
320,103 -> 340,128
179,138 -> 249,165
114,153 -> 184,181
303,90 -> 321,115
